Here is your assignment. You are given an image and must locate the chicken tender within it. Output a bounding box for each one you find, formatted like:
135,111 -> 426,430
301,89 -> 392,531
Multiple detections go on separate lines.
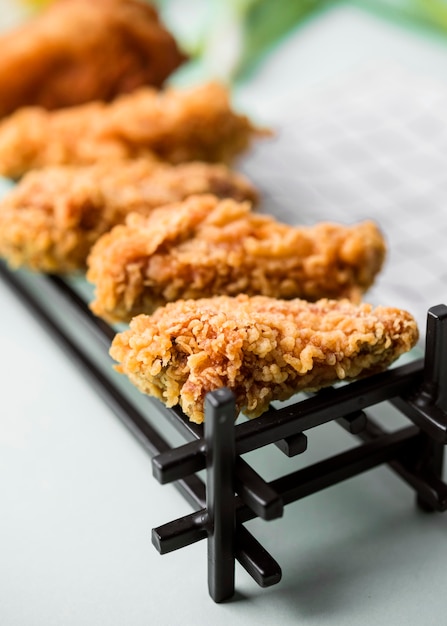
0,82 -> 262,179
87,195 -> 386,322
110,294 -> 418,423
0,0 -> 185,118
0,160 -> 257,273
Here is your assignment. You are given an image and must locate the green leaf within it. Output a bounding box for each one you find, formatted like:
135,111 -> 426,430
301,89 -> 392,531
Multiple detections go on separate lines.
236,0 -> 328,76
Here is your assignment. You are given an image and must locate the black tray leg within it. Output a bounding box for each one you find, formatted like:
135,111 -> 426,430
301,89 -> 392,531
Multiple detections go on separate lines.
416,305 -> 447,511
205,389 -> 236,602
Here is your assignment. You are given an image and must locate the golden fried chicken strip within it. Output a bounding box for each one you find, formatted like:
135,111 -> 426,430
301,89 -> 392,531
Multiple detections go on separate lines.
0,82 -> 262,179
87,195 -> 386,322
110,294 -> 418,423
0,160 -> 257,273
0,0 -> 185,118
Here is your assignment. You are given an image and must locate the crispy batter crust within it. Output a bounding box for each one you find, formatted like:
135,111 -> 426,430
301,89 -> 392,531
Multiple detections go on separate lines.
110,294 -> 419,423
87,194 -> 386,322
0,82 -> 262,179
0,0 -> 185,118
0,160 -> 257,273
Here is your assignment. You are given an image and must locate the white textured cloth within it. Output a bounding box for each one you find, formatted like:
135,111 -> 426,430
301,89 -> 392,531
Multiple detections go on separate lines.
241,64 -> 447,340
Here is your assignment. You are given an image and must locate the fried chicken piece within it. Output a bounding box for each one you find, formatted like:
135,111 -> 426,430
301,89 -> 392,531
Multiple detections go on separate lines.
110,294 -> 418,423
0,160 -> 257,273
87,194 -> 386,322
0,0 -> 185,119
0,82 -> 262,180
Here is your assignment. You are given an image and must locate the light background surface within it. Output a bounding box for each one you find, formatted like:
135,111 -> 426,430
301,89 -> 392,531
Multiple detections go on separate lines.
1,3 -> 447,625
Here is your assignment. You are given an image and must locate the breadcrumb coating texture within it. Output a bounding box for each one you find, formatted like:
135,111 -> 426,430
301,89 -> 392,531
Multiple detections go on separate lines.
110,295 -> 419,423
0,160 -> 257,272
0,82 -> 263,179
87,194 -> 386,322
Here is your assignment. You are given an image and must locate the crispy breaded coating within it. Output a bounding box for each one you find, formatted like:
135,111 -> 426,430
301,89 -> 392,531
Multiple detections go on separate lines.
110,294 -> 419,423
0,0 -> 185,118
0,82 -> 262,180
87,195 -> 386,322
0,160 -> 257,273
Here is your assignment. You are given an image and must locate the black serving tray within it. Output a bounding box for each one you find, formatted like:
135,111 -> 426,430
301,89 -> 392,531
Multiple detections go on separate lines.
1,259 -> 446,603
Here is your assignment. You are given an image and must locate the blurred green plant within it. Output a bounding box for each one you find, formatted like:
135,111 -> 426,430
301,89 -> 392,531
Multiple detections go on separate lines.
352,0 -> 447,33
17,0 -> 447,80
155,0 -> 447,80
153,0 -> 329,79
235,0 -> 327,76
422,0 -> 447,28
